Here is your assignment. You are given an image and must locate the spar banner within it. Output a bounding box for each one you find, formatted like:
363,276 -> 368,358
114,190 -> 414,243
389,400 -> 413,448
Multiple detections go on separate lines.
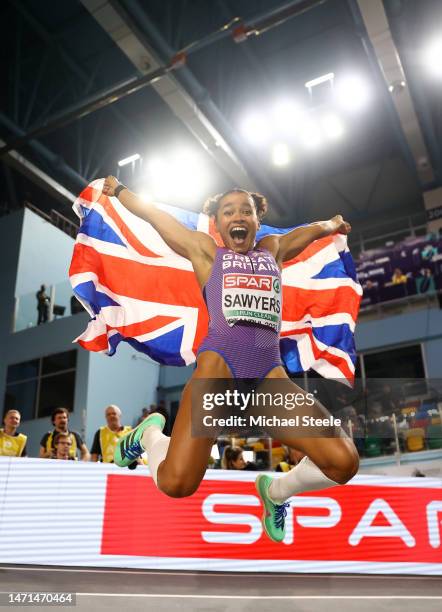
0,458 -> 441,574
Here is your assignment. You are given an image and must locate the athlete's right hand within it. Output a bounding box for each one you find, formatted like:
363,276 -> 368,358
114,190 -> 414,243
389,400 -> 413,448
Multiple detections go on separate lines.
103,175 -> 119,197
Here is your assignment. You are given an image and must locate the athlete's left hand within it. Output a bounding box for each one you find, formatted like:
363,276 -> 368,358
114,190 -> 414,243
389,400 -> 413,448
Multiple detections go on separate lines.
330,215 -> 351,235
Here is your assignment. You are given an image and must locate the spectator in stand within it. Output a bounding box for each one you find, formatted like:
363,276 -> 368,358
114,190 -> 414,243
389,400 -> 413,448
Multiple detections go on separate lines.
221,445 -> 257,470
39,407 -> 90,461
366,405 -> 383,436
146,401 -> 169,434
416,268 -> 436,293
53,432 -> 76,460
391,268 -> 407,285
136,407 -> 151,425
340,406 -> 365,456
0,409 -> 27,457
36,284 -> 50,325
367,404 -> 395,453
153,400 -> 168,422
363,279 -> 379,304
421,244 -> 438,261
90,405 -> 132,463
275,447 -> 305,472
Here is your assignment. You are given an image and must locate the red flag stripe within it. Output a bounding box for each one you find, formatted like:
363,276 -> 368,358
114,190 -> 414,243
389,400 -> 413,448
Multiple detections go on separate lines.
108,315 -> 180,338
78,334 -> 108,352
282,285 -> 361,320
70,244 -> 204,306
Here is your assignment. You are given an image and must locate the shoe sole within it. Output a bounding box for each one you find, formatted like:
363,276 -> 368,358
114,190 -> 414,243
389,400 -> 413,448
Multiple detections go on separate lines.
255,475 -> 284,543
255,475 -> 276,543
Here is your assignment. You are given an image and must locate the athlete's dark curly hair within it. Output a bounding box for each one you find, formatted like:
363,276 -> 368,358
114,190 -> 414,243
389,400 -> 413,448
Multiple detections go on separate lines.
203,188 -> 268,221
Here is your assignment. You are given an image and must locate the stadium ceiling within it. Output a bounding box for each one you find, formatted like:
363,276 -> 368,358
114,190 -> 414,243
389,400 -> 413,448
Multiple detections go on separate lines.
0,0 -> 441,228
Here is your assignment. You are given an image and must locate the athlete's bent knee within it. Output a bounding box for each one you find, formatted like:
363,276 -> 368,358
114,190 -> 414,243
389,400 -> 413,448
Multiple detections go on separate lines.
158,473 -> 200,498
332,443 -> 359,484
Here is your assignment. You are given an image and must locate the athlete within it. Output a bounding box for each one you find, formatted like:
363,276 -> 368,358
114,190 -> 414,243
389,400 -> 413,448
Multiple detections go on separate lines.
102,176 -> 359,543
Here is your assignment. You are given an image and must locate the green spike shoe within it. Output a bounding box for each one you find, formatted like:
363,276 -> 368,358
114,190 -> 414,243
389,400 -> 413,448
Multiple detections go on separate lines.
255,474 -> 290,543
114,412 -> 166,468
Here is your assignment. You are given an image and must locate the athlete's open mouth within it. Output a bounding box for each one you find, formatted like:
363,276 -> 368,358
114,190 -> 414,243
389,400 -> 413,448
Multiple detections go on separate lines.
230,226 -> 248,244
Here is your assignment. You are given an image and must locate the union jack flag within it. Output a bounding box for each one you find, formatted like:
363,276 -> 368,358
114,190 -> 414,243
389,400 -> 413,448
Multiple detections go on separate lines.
69,179 -> 362,384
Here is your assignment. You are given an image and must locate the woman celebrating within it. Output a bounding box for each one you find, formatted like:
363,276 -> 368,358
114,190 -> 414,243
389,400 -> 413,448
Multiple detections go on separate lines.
102,176 -> 359,543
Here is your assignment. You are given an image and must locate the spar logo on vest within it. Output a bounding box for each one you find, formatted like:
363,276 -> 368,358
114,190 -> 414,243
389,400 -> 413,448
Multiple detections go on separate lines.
222,251 -> 281,331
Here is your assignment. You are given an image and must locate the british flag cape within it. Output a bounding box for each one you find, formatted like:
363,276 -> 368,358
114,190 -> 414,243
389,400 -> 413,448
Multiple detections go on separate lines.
69,179 -> 362,384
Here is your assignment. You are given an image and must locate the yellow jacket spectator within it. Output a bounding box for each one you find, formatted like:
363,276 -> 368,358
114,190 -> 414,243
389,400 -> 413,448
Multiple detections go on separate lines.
0,410 -> 27,457
391,268 -> 407,284
53,432 -> 77,460
39,407 -> 90,461
90,405 -> 132,463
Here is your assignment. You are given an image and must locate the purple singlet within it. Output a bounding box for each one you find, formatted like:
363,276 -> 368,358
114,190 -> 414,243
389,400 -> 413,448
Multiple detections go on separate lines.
197,247 -> 283,380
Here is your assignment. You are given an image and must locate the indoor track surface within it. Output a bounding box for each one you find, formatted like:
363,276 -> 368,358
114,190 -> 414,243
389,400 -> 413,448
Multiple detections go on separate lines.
1,565 -> 441,612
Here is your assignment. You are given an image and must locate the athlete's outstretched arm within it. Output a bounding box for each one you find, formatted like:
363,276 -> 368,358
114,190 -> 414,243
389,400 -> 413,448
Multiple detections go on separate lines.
102,176 -> 215,261
258,215 -> 351,264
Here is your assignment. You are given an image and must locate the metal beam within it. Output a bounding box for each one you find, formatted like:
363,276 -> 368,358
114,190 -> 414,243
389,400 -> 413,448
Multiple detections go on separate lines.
351,0 -> 435,185
12,0 -> 143,145
1,138 -> 76,206
0,71 -> 169,160
0,112 -> 86,196
80,0 -> 255,191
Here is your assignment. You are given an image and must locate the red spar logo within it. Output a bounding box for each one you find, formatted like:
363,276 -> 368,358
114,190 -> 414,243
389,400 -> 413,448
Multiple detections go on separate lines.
223,274 -> 272,291
101,476 -> 442,563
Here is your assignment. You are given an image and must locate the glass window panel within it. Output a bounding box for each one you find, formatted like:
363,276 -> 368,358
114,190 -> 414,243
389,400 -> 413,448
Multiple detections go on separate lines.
354,355 -> 362,379
7,360 -> 39,383
41,350 -> 77,376
4,381 -> 38,421
37,371 -> 75,419
363,345 -> 424,379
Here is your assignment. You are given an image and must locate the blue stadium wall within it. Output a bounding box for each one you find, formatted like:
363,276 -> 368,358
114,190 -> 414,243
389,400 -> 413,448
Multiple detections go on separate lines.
0,209 -> 160,456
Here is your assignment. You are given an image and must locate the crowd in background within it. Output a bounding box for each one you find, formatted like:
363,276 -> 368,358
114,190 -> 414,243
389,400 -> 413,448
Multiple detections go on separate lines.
1,387 -> 441,468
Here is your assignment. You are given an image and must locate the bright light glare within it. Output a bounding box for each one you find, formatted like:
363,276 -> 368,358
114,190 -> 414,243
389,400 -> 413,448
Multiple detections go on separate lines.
240,112 -> 270,145
147,151 -> 206,202
118,153 -> 140,167
321,114 -> 345,140
272,100 -> 304,132
305,72 -> 334,89
424,39 -> 442,77
170,150 -> 204,200
147,157 -> 171,199
138,191 -> 152,202
300,120 -> 322,150
272,143 -> 291,166
335,75 -> 371,112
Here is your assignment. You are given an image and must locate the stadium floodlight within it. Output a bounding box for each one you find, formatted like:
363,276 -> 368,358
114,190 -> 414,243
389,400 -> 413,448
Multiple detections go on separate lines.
305,72 -> 335,90
118,153 -> 141,167
146,149 -> 207,203
272,99 -> 305,132
240,112 -> 270,145
335,75 -> 371,112
321,114 -> 345,140
300,119 -> 322,150
424,38 -> 442,77
272,143 -> 291,166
